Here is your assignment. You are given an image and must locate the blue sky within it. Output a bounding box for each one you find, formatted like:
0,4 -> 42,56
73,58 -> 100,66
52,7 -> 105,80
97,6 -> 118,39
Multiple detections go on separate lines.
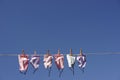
0,0 -> 120,80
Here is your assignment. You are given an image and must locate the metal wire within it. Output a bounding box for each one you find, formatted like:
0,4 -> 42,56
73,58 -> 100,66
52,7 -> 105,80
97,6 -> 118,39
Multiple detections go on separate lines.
0,52 -> 120,56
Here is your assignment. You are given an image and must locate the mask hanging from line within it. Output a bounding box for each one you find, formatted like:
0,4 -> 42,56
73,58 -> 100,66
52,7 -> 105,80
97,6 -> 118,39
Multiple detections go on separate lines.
77,49 -> 86,73
54,49 -> 64,77
66,55 -> 76,75
66,49 -> 75,75
30,50 -> 40,74
43,50 -> 53,77
18,50 -> 29,75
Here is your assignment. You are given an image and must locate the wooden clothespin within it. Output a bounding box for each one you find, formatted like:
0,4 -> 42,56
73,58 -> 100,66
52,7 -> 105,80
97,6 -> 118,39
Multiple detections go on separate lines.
46,50 -> 50,56
47,50 -> 50,54
80,48 -> 83,56
58,49 -> 60,56
21,49 -> 25,57
70,48 -> 73,56
22,49 -> 25,54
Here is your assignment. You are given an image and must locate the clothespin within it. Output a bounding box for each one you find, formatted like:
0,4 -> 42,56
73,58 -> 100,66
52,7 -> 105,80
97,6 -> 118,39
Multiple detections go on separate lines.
46,50 -> 50,57
33,50 -> 37,56
58,49 -> 60,56
70,48 -> 73,56
47,50 -> 50,54
80,48 -> 83,56
22,49 -> 25,54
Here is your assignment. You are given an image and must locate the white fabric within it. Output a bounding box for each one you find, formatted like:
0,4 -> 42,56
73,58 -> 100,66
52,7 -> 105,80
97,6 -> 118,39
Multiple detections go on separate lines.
43,55 -> 53,68
18,54 -> 29,71
66,54 -> 75,67
30,56 -> 40,69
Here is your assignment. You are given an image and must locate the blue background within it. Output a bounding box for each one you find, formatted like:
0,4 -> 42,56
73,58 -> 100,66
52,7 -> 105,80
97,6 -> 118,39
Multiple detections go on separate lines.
0,0 -> 120,80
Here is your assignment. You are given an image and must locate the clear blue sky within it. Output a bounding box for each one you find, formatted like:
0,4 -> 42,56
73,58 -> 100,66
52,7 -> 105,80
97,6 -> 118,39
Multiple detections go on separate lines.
0,0 -> 120,80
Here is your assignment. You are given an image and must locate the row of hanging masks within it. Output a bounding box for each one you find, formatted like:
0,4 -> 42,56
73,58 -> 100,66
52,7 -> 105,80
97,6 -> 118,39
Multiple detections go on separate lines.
18,50 -> 40,74
18,49 -> 86,77
66,49 -> 86,75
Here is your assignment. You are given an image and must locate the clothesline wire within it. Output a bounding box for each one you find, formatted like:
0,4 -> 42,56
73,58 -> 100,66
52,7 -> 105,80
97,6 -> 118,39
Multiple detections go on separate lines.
0,52 -> 120,56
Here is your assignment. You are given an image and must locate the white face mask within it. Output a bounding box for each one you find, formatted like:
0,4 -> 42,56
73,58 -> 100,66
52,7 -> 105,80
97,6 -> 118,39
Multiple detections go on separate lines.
30,54 -> 40,69
18,54 -> 29,74
43,54 -> 53,69
66,54 -> 76,68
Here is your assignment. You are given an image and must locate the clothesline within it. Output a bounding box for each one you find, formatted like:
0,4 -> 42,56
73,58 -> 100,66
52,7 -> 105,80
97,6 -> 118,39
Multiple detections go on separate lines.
18,50 -> 86,76
1,51 -> 119,77
0,52 -> 120,56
